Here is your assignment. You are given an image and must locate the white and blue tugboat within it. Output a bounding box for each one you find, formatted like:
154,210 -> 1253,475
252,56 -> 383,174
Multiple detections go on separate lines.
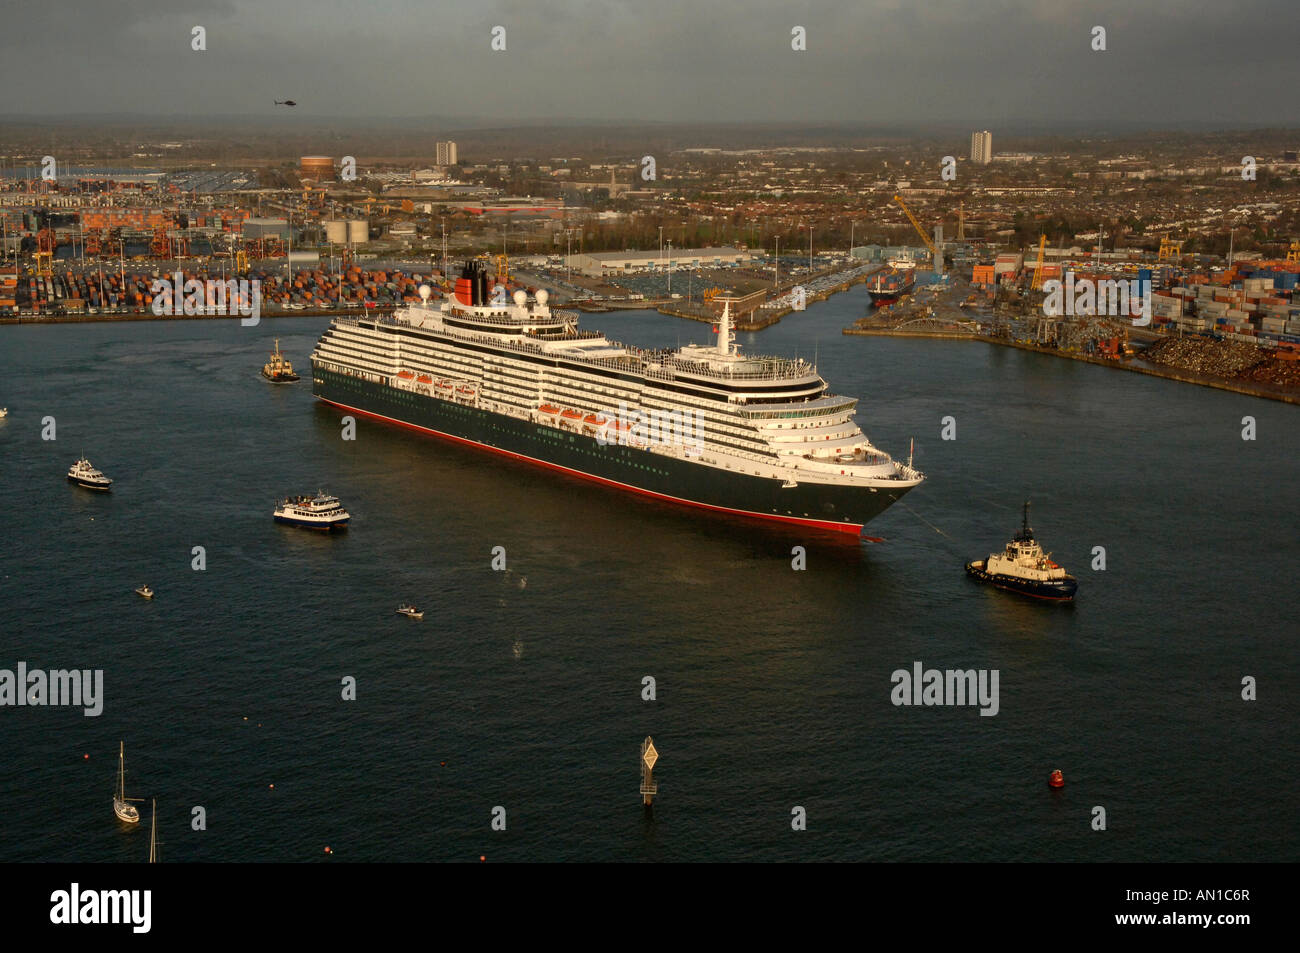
273,492 -> 350,531
966,502 -> 1077,602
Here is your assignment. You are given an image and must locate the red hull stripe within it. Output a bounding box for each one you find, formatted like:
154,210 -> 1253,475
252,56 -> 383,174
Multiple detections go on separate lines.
317,396 -> 867,536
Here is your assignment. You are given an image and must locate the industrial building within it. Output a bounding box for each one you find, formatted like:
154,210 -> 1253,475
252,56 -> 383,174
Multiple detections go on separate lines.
971,131 -> 993,165
244,217 -> 290,239
300,156 -> 334,181
567,246 -> 753,277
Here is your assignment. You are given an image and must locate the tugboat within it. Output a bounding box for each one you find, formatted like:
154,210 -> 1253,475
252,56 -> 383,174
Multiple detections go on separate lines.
966,502 -> 1077,602
261,338 -> 300,383
134,584 -> 154,600
67,456 -> 113,491
395,604 -> 424,620
273,491 -> 350,530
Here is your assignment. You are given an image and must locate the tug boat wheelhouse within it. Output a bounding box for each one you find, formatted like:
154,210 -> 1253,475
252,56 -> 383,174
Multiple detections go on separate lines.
309,261 -> 924,535
966,502 -> 1078,602
273,492 -> 350,530
68,456 -> 113,491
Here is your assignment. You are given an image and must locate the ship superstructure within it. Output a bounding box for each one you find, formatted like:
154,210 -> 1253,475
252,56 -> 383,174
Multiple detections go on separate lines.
310,261 -> 923,534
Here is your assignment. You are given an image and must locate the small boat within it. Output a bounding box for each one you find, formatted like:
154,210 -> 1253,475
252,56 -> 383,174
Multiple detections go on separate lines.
113,741 -> 142,824
0,407 -> 7,418
134,585 -> 154,600
416,374 -> 433,384
435,380 -> 454,391
68,456 -> 113,491
261,338 -> 300,383
273,491 -> 350,530
537,403 -> 562,417
966,502 -> 1077,602
396,604 -> 424,620
397,370 -> 415,380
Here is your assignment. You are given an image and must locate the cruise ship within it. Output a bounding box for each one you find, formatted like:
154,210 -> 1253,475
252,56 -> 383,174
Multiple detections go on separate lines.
309,261 -> 924,534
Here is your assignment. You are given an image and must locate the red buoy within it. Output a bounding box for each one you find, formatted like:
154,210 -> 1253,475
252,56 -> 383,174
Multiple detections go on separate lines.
83,754 -> 89,760
1048,769 -> 1064,788
479,855 -> 486,862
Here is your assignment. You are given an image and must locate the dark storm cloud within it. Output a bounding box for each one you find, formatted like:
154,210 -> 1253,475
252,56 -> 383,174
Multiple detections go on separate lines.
1,0 -> 1296,124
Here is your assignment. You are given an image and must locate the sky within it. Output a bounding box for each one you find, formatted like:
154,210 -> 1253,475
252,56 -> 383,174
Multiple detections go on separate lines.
1,0 -> 1297,127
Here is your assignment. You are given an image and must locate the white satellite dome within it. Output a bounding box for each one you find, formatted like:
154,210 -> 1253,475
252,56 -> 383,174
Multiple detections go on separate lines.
513,289 -> 527,308
535,289 -> 549,307
418,284 -> 432,301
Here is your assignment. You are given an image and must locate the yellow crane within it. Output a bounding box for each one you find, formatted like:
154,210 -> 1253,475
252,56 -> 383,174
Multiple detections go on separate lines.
893,195 -> 937,259
495,253 -> 509,281
1031,234 -> 1047,291
1158,234 -> 1182,261
1286,240 -> 1300,263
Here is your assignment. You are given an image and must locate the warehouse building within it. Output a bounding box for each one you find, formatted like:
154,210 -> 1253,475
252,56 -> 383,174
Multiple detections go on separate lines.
567,246 -> 753,277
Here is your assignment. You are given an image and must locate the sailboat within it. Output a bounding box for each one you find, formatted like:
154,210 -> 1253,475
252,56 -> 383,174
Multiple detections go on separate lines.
113,741 -> 142,824
148,799 -> 159,862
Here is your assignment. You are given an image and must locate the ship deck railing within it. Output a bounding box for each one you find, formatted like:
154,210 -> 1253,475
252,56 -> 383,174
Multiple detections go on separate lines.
364,311 -> 822,386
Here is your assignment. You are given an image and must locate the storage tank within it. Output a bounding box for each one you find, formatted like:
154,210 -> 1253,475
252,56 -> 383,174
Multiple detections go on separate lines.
324,220 -> 349,245
288,251 -> 320,265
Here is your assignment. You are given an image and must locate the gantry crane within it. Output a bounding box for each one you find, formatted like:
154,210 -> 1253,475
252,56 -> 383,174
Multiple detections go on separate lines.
1158,234 -> 1182,262
1286,240 -> 1300,263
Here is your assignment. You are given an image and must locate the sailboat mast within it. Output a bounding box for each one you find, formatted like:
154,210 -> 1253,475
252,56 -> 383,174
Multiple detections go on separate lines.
118,741 -> 125,801
149,799 -> 157,863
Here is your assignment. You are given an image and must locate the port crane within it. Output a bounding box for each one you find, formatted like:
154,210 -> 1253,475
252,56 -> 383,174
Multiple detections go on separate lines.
1286,240 -> 1300,263
892,195 -> 939,269
1158,234 -> 1183,262
1030,234 -> 1047,291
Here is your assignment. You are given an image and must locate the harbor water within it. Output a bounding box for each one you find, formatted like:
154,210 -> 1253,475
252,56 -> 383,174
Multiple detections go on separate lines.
0,284 -> 1295,862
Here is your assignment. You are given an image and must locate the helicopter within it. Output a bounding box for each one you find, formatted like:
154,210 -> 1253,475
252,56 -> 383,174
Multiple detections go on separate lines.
274,100 -> 297,107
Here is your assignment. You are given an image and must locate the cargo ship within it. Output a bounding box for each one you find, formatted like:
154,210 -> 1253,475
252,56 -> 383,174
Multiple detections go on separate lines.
309,261 -> 924,535
867,269 -> 916,306
965,503 -> 1077,602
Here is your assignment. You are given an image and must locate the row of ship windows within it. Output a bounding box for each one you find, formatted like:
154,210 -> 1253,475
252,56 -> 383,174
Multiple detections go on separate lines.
331,340 -> 842,442
351,328 -> 829,405
340,332 -> 831,422
321,367 -> 775,467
